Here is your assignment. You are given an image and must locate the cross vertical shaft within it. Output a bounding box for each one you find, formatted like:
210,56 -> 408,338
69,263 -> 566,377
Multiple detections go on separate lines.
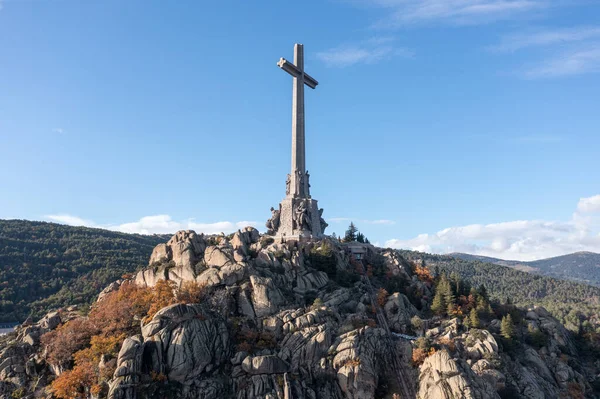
291,44 -> 305,183
278,43 -> 318,199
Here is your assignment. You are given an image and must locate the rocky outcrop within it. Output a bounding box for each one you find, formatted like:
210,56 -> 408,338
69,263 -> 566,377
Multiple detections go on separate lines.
384,293 -> 417,333
249,275 -> 285,318
418,350 -> 500,399
0,307 -> 79,398
330,327 -> 392,399
3,230 -> 599,399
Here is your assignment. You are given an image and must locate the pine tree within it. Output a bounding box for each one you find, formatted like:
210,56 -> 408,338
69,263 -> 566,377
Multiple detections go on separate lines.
431,290 -> 446,315
478,284 -> 489,301
365,237 -> 370,244
343,222 -> 358,242
501,314 -> 514,339
431,274 -> 454,316
356,232 -> 365,243
469,308 -> 480,329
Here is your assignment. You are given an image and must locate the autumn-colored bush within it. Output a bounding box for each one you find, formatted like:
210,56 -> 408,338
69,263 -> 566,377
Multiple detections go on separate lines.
377,288 -> 389,308
412,347 -> 437,366
411,348 -> 428,366
45,280 -> 181,398
48,363 -> 96,399
414,265 -> 434,284
41,318 -> 96,368
438,337 -> 456,352
144,279 -> 177,322
343,358 -> 361,367
150,371 -> 168,383
176,281 -> 207,304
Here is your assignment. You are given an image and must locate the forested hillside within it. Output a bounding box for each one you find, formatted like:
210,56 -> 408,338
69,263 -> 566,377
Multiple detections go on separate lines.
450,251 -> 600,286
400,250 -> 600,332
0,220 -> 167,322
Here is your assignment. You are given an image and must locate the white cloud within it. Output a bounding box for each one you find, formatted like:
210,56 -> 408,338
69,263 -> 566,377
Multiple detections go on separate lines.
46,214 -> 95,227
317,37 -> 413,67
522,46 -> 600,78
355,0 -> 547,27
368,219 -> 396,225
52,128 -> 65,134
577,195 -> 600,213
44,214 -> 258,235
490,26 -> 600,52
385,194 -> 600,261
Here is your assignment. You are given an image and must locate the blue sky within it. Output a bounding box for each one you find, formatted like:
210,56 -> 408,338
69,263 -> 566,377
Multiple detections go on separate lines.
1,0 -> 599,260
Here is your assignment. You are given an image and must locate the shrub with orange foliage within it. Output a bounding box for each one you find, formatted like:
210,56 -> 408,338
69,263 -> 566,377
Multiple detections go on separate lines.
414,265 -> 434,284
176,281 -> 208,304
412,346 -> 437,366
376,288 -> 389,308
41,318 -> 96,369
411,348 -> 428,366
144,279 -> 177,322
438,337 -> 456,352
343,358 -> 361,367
45,280 -> 181,399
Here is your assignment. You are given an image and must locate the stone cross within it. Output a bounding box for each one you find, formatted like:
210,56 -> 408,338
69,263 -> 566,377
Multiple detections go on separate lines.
278,44 -> 318,198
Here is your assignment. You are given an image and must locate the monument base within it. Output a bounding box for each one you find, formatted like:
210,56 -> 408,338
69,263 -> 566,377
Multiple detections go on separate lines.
275,197 -> 323,240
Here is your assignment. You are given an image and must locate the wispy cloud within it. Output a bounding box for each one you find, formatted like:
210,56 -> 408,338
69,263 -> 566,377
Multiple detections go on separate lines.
317,37 -> 413,67
46,214 -> 94,227
45,214 -> 258,235
352,0 -> 548,27
384,194 -> 600,261
522,46 -> 600,78
490,26 -> 600,52
52,128 -> 65,134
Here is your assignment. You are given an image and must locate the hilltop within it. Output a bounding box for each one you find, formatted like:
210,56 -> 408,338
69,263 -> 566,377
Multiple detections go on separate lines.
1,219 -> 599,332
1,229 -> 599,398
449,251 -> 600,286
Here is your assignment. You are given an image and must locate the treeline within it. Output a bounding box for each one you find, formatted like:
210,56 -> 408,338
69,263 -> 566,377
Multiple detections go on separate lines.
0,220 -> 167,322
399,250 -> 600,333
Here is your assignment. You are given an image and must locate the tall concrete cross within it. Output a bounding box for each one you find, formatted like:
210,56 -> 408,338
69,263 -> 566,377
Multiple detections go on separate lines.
278,43 -> 318,198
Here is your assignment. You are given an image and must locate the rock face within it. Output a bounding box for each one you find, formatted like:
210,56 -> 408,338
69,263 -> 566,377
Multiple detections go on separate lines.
418,350 -> 500,399
2,230 -> 599,399
0,307 -> 80,398
109,304 -> 230,399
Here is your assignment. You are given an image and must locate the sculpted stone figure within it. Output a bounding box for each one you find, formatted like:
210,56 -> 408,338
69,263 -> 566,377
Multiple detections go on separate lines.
305,170 -> 311,196
294,201 -> 311,231
318,208 -> 328,234
265,207 -> 281,235
285,174 -> 291,196
296,170 -> 304,197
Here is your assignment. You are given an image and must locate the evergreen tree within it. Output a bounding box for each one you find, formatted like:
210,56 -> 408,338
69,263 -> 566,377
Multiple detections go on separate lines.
365,237 -> 370,244
477,284 -> 489,301
450,272 -> 461,296
431,274 -> 455,316
469,308 -> 480,329
501,314 -> 515,339
356,232 -> 365,243
343,222 -> 358,242
431,289 -> 446,315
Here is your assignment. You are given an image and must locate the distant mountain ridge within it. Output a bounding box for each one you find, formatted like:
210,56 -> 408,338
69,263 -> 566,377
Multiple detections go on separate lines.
449,251 -> 600,286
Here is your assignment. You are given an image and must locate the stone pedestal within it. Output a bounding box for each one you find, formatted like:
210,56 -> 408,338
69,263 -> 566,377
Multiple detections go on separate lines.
275,197 -> 322,240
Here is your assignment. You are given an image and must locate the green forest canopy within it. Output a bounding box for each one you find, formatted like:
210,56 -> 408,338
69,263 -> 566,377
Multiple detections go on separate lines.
0,219 -> 167,322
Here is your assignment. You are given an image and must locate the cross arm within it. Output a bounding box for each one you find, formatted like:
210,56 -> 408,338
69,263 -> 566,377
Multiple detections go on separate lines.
277,58 -> 319,89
